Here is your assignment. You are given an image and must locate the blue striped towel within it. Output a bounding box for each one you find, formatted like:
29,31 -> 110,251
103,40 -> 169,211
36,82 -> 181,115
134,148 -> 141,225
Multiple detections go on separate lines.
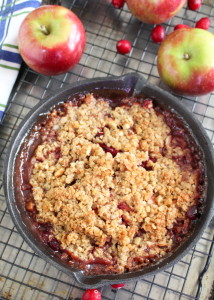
0,0 -> 42,121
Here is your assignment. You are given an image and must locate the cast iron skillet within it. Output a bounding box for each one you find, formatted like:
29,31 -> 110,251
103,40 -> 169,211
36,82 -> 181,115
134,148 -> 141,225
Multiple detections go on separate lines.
3,73 -> 214,287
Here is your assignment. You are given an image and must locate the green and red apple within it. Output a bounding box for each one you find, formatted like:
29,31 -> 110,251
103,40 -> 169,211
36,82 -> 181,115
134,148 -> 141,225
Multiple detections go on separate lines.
18,5 -> 86,76
157,28 -> 214,96
126,0 -> 187,24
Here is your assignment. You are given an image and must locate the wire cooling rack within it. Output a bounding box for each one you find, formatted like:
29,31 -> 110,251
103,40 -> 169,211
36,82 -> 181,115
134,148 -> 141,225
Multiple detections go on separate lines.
0,0 -> 214,299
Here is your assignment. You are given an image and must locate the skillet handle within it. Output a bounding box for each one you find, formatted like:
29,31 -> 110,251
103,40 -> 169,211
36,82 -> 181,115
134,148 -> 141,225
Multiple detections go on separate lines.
128,73 -> 149,96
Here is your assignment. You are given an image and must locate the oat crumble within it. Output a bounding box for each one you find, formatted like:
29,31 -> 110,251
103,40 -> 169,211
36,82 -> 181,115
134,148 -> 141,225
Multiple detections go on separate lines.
25,93 -> 203,274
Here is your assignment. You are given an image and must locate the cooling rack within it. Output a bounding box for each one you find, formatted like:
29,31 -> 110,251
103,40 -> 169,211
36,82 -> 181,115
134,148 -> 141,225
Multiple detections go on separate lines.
0,0 -> 214,299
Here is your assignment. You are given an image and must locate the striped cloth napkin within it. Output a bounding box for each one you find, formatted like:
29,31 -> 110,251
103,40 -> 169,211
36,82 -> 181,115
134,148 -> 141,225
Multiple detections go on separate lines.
0,0 -> 42,121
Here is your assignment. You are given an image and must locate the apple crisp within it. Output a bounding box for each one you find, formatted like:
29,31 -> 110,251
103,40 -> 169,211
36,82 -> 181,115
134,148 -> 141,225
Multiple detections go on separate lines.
19,93 -> 205,274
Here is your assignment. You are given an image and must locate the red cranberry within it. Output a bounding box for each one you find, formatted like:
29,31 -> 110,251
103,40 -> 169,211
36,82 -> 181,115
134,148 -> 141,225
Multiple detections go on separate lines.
116,39 -> 131,54
160,147 -> 167,157
118,202 -> 132,212
99,143 -> 119,157
21,183 -> 32,191
111,283 -> 125,289
112,0 -> 125,8
95,127 -> 104,137
174,24 -> 190,30
188,0 -> 202,11
48,238 -> 60,252
150,157 -> 157,163
82,289 -> 101,300
41,232 -> 49,244
141,161 -> 153,171
56,105 -> 67,117
135,228 -> 146,237
61,252 -> 69,260
195,17 -> 211,30
151,25 -> 166,43
186,205 -> 199,220
54,147 -> 61,160
142,99 -> 153,109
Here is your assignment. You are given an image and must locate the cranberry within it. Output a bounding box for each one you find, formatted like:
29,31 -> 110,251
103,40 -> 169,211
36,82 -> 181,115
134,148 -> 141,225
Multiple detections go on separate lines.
150,157 -> 157,163
172,128 -> 185,137
118,202 -> 132,211
151,25 -> 166,43
54,147 -> 61,160
174,24 -> 190,30
95,128 -> 104,137
142,99 -> 153,109
36,157 -> 44,162
82,289 -> 101,300
99,143 -> 119,157
61,252 -> 69,260
172,219 -> 191,241
195,17 -> 211,30
103,239 -> 112,250
48,238 -> 60,251
141,161 -> 153,171
188,0 -> 202,11
56,105 -> 67,117
135,228 -> 146,237
21,183 -> 32,191
112,0 -> 125,8
160,147 -> 167,157
41,231 -> 50,244
116,39 -> 131,54
186,205 -> 199,220
111,283 -> 125,289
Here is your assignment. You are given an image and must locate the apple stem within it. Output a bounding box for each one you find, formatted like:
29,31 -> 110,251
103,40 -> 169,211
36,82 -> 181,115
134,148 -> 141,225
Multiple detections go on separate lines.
183,53 -> 190,60
40,25 -> 50,35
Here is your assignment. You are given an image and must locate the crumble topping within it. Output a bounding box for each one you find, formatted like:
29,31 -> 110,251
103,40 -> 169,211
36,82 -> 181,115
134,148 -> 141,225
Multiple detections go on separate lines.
28,93 -> 202,274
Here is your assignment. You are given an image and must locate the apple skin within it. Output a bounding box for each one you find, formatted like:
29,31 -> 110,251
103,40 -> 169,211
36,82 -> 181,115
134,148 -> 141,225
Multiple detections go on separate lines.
157,28 -> 214,96
18,5 -> 86,76
126,0 -> 187,24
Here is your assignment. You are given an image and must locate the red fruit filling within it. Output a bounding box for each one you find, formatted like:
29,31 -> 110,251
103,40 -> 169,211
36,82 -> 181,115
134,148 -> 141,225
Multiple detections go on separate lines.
99,143 -> 119,157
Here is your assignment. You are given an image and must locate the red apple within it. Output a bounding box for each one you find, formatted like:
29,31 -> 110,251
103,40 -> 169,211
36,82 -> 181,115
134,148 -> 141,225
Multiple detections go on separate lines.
18,5 -> 86,76
157,28 -> 214,96
126,0 -> 187,24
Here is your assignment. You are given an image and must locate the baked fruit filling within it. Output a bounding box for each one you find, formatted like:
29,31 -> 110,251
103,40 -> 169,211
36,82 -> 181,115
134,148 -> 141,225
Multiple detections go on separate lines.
19,93 -> 205,274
